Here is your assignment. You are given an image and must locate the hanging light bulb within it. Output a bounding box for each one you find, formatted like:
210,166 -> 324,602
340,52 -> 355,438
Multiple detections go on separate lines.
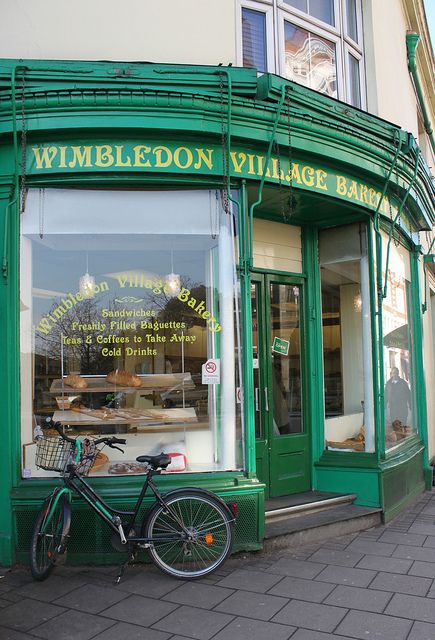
165,249 -> 181,297
166,272 -> 181,297
79,253 -> 95,297
79,272 -> 96,297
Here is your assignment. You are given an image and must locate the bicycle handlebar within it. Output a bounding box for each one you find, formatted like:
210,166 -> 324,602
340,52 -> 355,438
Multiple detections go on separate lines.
44,419 -> 126,449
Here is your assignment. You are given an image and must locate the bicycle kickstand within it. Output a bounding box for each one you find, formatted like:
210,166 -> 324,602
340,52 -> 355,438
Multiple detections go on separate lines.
115,550 -> 136,584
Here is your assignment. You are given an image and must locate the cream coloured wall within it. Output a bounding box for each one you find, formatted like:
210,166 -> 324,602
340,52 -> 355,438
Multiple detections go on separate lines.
362,0 -> 419,138
0,0 -> 236,65
252,219 -> 302,273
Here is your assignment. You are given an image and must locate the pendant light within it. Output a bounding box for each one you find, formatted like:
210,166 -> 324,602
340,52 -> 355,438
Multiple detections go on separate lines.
79,252 -> 95,298
166,248 -> 181,297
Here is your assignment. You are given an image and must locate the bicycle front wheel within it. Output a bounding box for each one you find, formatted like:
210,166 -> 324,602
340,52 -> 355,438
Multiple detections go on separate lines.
144,490 -> 234,579
30,493 -> 70,581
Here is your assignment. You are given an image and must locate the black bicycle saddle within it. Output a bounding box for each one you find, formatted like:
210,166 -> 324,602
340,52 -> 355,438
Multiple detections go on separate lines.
136,453 -> 171,469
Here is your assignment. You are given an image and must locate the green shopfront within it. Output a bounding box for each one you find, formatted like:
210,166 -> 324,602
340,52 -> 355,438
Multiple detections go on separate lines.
0,60 -> 434,565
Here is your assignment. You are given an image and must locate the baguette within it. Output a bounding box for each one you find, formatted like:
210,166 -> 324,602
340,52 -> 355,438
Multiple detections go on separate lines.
64,374 -> 88,389
106,369 -> 142,387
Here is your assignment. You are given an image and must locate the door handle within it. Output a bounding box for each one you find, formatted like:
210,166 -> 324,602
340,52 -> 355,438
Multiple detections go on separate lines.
255,387 -> 259,412
264,387 -> 269,412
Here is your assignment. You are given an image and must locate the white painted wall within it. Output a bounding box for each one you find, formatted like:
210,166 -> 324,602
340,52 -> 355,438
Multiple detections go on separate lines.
0,0 -> 236,65
362,0 -> 420,138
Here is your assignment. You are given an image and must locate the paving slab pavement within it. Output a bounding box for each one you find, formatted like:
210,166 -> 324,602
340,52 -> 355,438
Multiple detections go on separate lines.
2,490 -> 435,639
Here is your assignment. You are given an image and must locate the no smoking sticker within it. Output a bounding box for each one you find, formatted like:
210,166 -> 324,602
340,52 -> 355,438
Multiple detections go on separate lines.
202,358 -> 220,384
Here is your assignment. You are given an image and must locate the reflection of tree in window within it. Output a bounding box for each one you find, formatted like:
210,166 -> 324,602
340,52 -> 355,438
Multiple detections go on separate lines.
284,22 -> 337,97
35,297 -> 116,375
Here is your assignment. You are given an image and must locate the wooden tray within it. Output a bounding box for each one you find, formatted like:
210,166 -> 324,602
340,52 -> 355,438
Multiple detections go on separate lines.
53,406 -> 198,426
50,373 -> 194,394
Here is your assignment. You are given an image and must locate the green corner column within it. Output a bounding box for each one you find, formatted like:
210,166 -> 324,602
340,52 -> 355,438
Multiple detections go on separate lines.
0,188 -> 19,565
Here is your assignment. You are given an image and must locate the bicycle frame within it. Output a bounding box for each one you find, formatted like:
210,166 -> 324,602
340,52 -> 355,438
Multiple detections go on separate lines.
58,465 -> 186,546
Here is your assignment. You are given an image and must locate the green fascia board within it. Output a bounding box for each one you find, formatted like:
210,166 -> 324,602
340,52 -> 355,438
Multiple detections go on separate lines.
257,73 -> 401,139
257,74 -> 434,228
0,59 -> 259,98
0,60 -> 432,227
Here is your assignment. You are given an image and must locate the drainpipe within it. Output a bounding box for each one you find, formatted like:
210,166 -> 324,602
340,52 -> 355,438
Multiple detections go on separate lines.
406,32 -> 435,158
372,129 -> 403,458
383,146 -> 420,299
248,85 -> 287,267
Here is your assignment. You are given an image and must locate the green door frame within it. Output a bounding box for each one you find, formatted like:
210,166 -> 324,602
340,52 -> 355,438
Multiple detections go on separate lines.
252,271 -> 310,498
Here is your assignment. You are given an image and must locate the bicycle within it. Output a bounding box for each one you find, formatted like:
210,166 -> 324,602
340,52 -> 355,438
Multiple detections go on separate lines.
30,420 -> 235,583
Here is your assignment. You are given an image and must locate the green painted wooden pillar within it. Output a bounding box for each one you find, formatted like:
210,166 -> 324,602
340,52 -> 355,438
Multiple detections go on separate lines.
411,248 -> 432,487
0,187 -> 19,564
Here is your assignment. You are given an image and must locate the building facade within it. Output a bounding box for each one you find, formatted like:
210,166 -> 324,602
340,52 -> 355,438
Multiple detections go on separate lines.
0,0 -> 434,565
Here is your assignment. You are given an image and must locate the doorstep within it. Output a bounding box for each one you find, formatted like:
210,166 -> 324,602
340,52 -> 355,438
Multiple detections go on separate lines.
264,491 -> 382,551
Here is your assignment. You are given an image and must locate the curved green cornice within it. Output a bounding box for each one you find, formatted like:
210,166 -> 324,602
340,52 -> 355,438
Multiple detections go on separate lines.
0,59 -> 433,230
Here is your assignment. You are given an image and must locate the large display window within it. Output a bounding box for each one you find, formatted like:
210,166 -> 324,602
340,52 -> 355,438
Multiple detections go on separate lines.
381,232 -> 416,450
20,189 -> 243,477
319,223 -> 375,453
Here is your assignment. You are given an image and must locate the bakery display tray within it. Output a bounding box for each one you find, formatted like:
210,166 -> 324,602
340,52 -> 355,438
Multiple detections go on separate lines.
50,373 -> 194,394
52,406 -> 199,426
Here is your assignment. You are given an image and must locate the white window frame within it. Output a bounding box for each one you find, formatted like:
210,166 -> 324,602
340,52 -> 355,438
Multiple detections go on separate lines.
237,0 -> 276,74
237,0 -> 366,108
277,0 -> 341,34
345,45 -> 366,108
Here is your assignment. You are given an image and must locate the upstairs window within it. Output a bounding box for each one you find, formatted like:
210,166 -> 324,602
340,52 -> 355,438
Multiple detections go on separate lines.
239,0 -> 365,108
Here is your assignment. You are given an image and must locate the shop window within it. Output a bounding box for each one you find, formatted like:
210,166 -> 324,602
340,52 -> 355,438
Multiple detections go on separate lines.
381,232 -> 416,449
320,223 -> 375,452
20,189 -> 243,477
239,0 -> 364,107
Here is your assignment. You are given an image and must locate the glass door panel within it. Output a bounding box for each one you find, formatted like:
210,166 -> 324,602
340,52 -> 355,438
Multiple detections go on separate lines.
270,282 -> 302,436
254,274 -> 310,497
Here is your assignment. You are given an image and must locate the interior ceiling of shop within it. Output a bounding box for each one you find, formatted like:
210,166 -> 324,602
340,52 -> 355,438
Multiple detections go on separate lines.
247,184 -> 360,226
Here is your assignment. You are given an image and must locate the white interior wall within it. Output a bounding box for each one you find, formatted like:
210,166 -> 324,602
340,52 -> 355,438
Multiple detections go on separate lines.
340,283 -> 364,415
252,219 -> 302,272
0,0 -> 236,65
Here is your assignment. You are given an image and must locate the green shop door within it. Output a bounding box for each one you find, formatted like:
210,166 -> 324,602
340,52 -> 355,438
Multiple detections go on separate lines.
252,274 -> 310,498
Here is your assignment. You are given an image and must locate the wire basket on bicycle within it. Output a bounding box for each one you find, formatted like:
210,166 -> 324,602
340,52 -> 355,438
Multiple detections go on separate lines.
35,433 -> 99,476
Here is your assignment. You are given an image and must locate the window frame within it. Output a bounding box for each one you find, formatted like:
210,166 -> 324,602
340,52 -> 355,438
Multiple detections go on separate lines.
238,0 -> 276,74
238,0 -> 366,108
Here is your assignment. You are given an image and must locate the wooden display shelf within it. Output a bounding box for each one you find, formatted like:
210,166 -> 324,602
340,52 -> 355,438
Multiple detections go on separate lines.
52,406 -> 198,427
50,373 -> 194,394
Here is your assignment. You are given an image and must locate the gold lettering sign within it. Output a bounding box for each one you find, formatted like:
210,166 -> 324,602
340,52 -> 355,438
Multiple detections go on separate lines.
29,142 -> 400,216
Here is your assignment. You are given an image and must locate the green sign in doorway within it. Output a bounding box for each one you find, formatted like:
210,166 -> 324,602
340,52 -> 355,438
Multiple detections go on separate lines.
272,336 -> 290,356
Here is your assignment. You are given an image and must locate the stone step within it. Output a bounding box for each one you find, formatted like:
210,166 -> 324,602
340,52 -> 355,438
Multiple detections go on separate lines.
265,492 -> 357,523
264,503 -> 382,552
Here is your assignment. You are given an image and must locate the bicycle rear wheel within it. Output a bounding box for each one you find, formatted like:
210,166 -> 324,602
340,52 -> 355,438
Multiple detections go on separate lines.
30,492 -> 70,581
143,490 -> 234,579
